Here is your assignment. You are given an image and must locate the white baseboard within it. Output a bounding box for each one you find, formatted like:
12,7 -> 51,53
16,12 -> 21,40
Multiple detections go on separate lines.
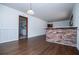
0,34 -> 45,44
0,39 -> 18,44
28,34 -> 45,38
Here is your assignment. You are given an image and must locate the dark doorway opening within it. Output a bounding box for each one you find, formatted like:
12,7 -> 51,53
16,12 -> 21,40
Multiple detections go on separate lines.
19,16 -> 28,39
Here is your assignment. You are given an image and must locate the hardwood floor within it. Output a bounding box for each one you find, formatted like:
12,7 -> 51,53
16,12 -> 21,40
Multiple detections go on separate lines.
0,35 -> 79,55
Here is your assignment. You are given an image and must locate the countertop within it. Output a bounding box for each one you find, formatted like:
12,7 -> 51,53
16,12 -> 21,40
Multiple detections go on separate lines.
46,27 -> 77,29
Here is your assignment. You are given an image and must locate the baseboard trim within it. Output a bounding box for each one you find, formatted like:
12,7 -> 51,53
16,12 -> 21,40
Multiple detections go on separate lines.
0,39 -> 18,44
0,35 -> 46,44
28,34 -> 46,39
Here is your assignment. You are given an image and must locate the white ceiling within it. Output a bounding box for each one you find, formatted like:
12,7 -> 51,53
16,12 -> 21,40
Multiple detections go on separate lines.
1,3 -> 75,22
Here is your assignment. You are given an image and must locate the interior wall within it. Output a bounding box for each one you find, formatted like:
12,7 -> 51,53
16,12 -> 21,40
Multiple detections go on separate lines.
28,16 -> 47,38
48,20 -> 70,27
72,3 -> 79,50
0,4 -> 47,43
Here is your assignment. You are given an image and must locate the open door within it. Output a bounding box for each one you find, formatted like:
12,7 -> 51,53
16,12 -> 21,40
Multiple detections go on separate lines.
19,16 -> 28,39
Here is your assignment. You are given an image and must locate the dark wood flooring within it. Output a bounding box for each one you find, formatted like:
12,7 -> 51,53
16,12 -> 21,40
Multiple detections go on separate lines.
0,35 -> 79,55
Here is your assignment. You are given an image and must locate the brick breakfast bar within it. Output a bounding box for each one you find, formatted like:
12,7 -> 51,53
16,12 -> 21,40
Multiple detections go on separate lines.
46,27 -> 77,47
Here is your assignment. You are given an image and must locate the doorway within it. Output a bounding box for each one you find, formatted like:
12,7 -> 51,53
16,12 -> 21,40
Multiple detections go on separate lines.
19,16 -> 28,39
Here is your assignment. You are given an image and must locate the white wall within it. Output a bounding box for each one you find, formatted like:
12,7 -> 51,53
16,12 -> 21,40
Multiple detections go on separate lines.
28,16 -> 47,38
73,4 -> 79,50
48,20 -> 70,28
0,4 -> 47,43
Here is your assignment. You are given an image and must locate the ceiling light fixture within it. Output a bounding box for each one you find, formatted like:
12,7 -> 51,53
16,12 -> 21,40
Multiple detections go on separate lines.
27,0 -> 34,15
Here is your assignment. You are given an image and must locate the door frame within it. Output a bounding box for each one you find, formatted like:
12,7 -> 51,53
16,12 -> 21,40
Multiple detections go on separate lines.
19,15 -> 28,39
